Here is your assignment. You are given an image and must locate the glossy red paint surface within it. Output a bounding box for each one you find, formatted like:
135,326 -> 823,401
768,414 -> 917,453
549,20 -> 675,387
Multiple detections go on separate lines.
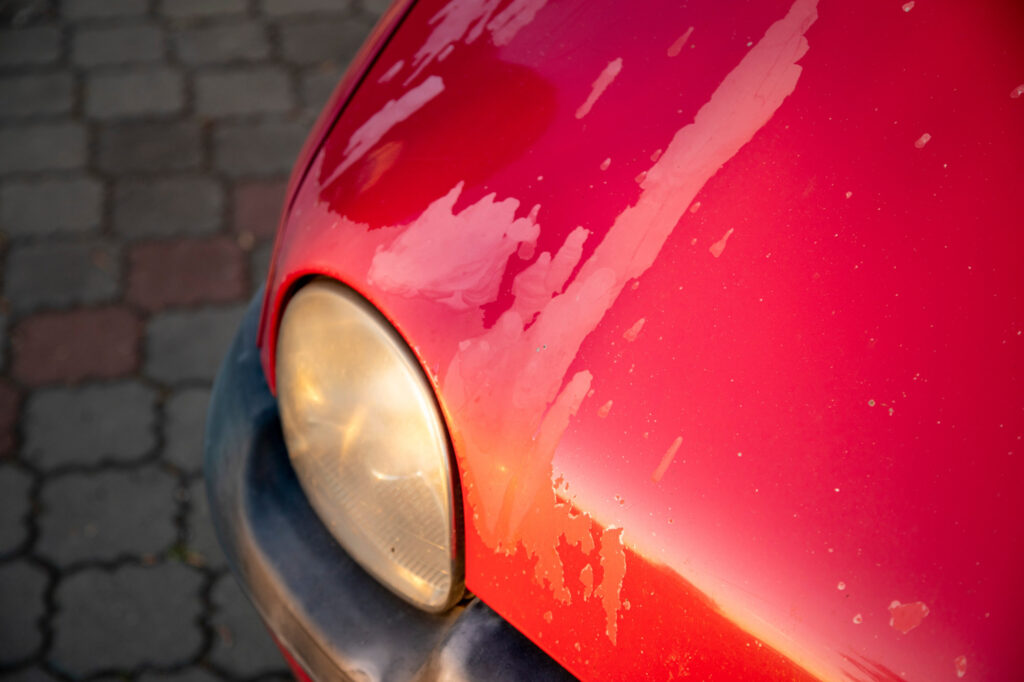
261,0 -> 1024,679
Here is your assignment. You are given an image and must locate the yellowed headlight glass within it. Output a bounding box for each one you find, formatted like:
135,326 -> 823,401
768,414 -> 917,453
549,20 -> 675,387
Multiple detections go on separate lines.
275,279 -> 462,612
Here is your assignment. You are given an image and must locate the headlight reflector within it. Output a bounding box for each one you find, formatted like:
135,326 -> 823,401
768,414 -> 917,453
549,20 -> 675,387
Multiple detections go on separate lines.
275,279 -> 463,612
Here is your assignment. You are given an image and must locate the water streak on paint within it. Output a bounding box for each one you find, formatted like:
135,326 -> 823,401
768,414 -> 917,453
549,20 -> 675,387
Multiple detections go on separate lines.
623,317 -> 646,341
709,227 -> 735,257
888,600 -> 929,633
325,76 -> 445,185
668,26 -> 695,57
576,57 -> 624,119
652,436 -> 683,482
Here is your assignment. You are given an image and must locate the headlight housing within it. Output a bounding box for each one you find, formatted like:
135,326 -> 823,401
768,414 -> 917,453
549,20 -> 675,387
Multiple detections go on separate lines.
275,278 -> 463,612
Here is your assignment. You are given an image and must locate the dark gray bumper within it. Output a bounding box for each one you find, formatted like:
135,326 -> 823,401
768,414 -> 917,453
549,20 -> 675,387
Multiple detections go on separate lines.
204,291 -> 574,681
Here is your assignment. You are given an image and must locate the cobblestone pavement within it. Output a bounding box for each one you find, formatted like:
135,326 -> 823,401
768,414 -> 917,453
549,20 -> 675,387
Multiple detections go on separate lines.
0,0 -> 383,678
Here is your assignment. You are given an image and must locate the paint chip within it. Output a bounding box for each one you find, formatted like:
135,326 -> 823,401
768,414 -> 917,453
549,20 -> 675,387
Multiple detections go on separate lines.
667,26 -> 694,57
623,318 -> 645,342
954,654 -> 967,678
652,436 -> 682,482
902,1 -> 915,11
914,132 -> 932,149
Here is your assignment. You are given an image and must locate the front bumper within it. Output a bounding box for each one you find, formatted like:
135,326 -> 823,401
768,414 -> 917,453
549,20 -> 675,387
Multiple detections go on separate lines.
204,291 -> 574,681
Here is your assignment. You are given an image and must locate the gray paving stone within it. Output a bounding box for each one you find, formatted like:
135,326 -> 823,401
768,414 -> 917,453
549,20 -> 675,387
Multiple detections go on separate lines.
300,65 -> 343,110
280,18 -> 369,66
113,176 -> 222,239
0,465 -> 32,554
214,120 -> 306,177
0,72 -> 74,118
38,466 -> 176,564
186,478 -> 225,569
51,563 -> 203,676
360,0 -> 391,17
0,26 -> 61,67
86,68 -> 184,119
4,240 -> 120,313
98,121 -> 202,173
165,387 -> 210,471
4,564 -> 45,662
250,239 -> 273,293
260,0 -> 351,16
159,0 -> 247,18
195,66 -> 293,117
173,21 -> 269,65
23,381 -> 157,470
72,24 -> 165,66
138,669 -> 222,682
63,0 -> 148,20
0,122 -> 86,174
0,561 -> 48,665
145,305 -> 246,383
0,177 -> 103,237
210,575 -> 287,675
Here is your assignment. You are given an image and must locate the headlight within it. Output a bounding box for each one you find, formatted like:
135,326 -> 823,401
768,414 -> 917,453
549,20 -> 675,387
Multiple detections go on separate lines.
275,278 -> 463,612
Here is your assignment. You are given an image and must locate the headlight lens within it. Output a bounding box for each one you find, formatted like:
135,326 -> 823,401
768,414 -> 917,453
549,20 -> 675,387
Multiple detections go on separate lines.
275,278 -> 463,612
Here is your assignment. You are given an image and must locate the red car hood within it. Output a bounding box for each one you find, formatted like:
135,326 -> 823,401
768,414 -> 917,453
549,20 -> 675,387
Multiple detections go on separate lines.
261,0 -> 1024,678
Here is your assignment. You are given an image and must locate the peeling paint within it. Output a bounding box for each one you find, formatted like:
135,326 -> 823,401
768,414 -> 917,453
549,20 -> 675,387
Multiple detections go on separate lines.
576,58 -> 624,119
652,436 -> 683,483
594,527 -> 627,643
325,75 -> 445,185
369,182 -> 541,309
667,26 -> 695,57
378,59 -> 404,83
623,317 -> 646,342
579,563 -> 595,599
888,600 -> 929,633
709,227 -> 735,258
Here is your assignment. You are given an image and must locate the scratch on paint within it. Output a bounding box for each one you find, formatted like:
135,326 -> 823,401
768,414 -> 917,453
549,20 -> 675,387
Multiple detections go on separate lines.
576,58 -> 624,119
667,26 -> 695,57
324,75 -> 445,186
652,436 -> 683,482
709,227 -> 735,258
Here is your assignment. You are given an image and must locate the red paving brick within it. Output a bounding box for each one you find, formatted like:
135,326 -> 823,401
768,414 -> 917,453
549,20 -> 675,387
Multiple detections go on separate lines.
11,307 -> 141,386
233,179 -> 287,240
0,380 -> 18,456
127,237 -> 246,311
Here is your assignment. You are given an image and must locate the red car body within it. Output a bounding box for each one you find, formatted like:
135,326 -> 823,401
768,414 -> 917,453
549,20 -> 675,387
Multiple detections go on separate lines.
234,0 -> 1023,679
